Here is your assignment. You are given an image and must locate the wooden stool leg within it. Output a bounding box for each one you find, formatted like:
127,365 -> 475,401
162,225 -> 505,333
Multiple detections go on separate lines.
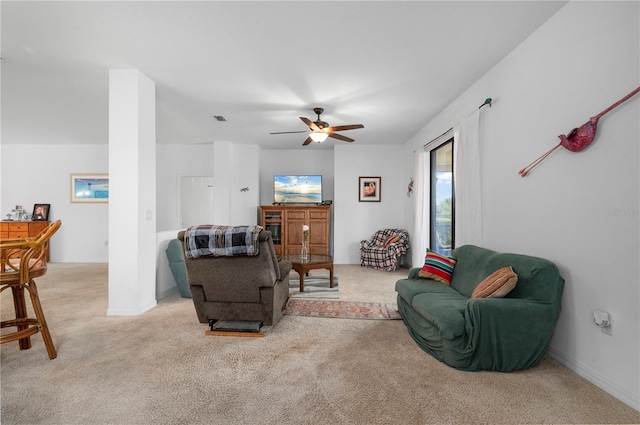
11,285 -> 32,350
27,279 -> 57,360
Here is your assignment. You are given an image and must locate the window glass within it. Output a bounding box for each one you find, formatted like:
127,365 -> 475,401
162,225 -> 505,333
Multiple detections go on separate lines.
430,139 -> 454,256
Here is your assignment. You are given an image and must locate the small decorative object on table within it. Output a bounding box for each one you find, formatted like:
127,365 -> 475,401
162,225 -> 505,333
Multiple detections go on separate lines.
301,224 -> 310,261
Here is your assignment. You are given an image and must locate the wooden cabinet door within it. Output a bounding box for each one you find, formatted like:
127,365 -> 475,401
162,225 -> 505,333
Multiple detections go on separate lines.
309,209 -> 329,254
29,221 -> 49,236
284,209 -> 306,255
261,207 -> 283,256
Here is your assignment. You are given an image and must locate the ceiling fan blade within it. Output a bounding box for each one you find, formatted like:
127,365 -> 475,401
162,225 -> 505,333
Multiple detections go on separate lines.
328,132 -> 354,143
300,116 -> 320,132
270,130 -> 308,135
302,136 -> 313,146
327,124 -> 364,132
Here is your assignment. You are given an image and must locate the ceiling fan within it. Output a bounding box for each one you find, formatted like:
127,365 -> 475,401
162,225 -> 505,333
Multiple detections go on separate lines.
270,107 -> 364,146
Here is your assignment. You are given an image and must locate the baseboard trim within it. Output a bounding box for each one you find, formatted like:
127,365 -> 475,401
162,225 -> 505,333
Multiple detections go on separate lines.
548,348 -> 640,412
157,285 -> 179,300
106,300 -> 157,316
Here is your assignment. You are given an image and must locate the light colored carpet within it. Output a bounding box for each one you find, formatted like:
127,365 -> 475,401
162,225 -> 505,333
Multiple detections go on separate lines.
289,271 -> 339,299
1,263 -> 639,424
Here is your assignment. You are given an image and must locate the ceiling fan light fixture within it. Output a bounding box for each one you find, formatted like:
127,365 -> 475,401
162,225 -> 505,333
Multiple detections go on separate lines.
309,132 -> 329,143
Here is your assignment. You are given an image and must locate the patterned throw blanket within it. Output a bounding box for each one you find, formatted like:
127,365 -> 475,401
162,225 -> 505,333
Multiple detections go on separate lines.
184,225 -> 263,258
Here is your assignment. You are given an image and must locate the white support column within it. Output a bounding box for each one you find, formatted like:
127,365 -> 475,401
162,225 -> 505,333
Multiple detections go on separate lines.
213,141 -> 233,225
230,144 -> 260,225
107,69 -> 157,316
212,142 -> 261,226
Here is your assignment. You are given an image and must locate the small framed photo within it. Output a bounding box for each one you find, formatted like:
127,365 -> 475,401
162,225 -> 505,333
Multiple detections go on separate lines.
32,204 -> 50,221
359,176 -> 381,202
71,173 -> 109,203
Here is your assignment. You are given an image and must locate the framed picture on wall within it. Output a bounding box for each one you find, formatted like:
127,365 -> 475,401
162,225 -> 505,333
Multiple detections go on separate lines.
70,173 -> 109,203
359,176 -> 381,202
32,204 -> 50,221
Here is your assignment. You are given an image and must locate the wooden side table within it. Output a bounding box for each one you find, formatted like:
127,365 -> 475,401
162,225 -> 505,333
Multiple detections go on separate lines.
281,254 -> 333,292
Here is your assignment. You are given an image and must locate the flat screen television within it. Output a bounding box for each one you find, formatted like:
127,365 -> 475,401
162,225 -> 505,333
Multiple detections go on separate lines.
274,175 -> 322,204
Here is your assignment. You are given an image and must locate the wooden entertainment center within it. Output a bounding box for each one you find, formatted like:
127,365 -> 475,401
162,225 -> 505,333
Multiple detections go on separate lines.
260,205 -> 331,256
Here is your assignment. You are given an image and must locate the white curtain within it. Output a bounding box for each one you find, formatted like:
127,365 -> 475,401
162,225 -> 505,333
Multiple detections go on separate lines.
412,150 -> 430,267
453,108 -> 482,246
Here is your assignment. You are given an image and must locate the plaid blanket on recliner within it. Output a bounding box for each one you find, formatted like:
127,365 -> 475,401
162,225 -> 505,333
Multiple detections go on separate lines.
184,225 -> 263,258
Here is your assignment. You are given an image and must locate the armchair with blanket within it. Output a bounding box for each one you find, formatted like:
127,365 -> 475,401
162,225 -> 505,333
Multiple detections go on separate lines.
360,228 -> 410,271
178,225 -> 291,326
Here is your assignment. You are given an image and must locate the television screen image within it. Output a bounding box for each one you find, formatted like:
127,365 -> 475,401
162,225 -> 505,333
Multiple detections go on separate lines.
274,175 -> 322,204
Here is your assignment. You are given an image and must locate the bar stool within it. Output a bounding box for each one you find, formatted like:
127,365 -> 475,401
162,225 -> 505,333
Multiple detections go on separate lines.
1,220 -> 61,359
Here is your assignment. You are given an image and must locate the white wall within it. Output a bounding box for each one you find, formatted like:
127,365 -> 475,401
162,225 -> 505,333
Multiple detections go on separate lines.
212,141 -> 234,224
0,144 -> 109,262
334,145 -> 405,264
229,144 -> 260,225
156,143 -> 215,231
404,1 -> 639,410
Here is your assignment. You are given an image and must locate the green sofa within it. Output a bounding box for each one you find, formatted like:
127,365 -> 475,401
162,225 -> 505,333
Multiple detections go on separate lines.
395,245 -> 564,372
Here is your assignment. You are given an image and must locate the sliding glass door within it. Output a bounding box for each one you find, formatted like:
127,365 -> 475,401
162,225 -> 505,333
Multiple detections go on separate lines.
430,139 -> 454,256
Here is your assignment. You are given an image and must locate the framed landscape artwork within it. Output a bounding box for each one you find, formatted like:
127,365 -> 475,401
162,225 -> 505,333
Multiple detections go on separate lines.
70,173 -> 109,203
359,176 -> 381,202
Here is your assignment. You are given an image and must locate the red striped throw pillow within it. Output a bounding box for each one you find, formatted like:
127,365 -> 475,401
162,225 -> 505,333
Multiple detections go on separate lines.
418,250 -> 457,285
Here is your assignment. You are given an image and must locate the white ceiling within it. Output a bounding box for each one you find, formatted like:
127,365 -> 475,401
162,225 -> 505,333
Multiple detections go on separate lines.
1,1 -> 567,149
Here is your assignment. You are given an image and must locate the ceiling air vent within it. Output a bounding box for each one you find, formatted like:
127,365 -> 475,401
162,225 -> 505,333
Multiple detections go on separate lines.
212,115 -> 227,122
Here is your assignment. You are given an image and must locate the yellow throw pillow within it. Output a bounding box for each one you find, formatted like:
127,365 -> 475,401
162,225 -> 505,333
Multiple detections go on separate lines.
471,266 -> 518,298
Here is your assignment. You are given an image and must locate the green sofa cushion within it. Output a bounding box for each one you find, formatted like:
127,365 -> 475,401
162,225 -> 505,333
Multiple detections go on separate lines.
166,239 -> 191,298
450,245 -> 563,302
411,292 -> 467,340
395,276 -> 460,306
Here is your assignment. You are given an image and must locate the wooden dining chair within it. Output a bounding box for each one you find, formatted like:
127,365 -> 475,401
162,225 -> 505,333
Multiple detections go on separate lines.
1,219 -> 61,359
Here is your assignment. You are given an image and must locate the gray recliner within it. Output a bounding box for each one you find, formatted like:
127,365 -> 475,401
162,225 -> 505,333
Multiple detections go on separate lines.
177,229 -> 291,326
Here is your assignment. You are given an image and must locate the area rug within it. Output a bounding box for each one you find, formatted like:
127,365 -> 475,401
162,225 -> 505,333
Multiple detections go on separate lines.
289,276 -> 339,299
284,299 -> 402,320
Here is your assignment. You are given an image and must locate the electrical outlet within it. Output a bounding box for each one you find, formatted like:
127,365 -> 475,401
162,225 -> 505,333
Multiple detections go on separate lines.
594,310 -> 612,336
